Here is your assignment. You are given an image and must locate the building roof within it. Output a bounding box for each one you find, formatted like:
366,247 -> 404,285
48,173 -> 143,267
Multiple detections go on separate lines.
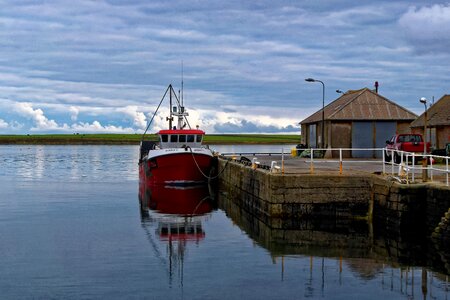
410,95 -> 450,128
300,88 -> 417,124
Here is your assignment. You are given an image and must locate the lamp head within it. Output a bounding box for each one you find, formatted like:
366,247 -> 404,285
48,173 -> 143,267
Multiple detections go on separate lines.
305,78 -> 315,82
419,97 -> 427,104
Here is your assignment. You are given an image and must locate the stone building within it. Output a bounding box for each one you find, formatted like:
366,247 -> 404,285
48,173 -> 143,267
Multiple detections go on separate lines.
410,94 -> 450,150
300,88 -> 417,158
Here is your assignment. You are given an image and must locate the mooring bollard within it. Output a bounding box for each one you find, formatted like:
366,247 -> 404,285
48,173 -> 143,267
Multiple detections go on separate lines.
270,161 -> 280,173
252,157 -> 259,169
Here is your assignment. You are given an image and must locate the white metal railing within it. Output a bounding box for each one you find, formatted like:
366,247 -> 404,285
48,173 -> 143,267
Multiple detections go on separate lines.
303,147 -> 384,175
304,147 -> 449,186
221,147 -> 449,186
383,148 -> 449,186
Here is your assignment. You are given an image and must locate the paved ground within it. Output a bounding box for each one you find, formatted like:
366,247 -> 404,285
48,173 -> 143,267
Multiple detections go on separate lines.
244,154 -> 383,174
223,153 -> 449,185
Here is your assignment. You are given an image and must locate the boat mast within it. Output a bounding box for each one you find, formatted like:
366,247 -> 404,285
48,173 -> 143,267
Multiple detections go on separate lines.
168,84 -> 173,130
181,61 -> 184,107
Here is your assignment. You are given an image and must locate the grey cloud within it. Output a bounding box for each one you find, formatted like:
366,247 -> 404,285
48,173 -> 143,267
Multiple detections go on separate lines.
0,1 -> 448,133
399,4 -> 450,54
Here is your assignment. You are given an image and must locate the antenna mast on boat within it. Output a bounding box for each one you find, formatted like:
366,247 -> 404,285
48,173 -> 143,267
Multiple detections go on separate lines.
168,84 -> 173,130
181,61 -> 184,107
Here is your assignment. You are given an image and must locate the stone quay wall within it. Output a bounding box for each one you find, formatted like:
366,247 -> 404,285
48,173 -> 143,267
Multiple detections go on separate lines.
372,178 -> 450,236
218,158 -> 450,241
218,159 -> 372,220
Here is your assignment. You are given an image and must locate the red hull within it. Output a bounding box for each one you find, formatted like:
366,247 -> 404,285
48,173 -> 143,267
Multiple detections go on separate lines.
139,152 -> 213,186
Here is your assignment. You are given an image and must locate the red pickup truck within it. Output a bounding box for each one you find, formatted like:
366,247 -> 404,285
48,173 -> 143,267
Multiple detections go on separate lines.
385,134 -> 431,163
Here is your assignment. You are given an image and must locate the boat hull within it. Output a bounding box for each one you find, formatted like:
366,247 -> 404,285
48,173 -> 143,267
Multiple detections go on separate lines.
139,149 -> 214,187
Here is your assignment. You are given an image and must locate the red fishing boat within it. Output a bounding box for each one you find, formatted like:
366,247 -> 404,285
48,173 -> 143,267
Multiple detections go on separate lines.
139,84 -> 214,187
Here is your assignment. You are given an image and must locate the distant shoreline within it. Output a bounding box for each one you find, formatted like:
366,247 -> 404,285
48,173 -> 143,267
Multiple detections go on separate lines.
0,134 -> 301,145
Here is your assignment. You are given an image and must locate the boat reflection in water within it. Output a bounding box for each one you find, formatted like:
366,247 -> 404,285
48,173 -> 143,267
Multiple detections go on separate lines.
139,184 -> 215,286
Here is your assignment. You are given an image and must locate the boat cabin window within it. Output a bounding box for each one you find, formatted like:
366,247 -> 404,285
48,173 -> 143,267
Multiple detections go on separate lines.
158,132 -> 204,148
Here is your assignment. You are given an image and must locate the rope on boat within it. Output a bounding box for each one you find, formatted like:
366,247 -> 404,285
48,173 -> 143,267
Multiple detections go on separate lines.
187,146 -> 229,181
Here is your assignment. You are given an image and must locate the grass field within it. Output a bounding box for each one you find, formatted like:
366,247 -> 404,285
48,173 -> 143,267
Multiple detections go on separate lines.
0,134 -> 301,145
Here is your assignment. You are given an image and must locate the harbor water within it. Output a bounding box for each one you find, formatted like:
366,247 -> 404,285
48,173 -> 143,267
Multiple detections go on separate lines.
0,145 -> 448,299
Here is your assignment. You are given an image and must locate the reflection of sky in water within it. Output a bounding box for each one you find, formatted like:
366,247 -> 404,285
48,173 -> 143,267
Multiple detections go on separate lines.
0,145 -> 294,182
35,146 -> 45,178
0,145 -> 139,182
0,145 -> 448,299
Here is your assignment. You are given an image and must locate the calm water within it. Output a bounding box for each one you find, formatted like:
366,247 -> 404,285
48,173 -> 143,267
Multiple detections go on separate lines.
0,145 -> 448,300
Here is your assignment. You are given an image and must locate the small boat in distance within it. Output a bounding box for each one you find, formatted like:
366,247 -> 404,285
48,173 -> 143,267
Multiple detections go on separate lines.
139,84 -> 214,187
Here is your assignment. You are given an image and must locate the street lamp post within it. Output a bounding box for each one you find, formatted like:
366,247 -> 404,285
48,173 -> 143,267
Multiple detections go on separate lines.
305,78 -> 325,149
420,97 -> 428,182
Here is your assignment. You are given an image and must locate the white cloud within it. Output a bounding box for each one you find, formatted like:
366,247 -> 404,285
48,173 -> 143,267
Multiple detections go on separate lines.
69,106 -> 79,121
0,119 -> 8,128
146,106 -> 303,134
14,102 -> 61,130
70,121 -> 134,133
156,29 -> 207,40
117,106 -> 147,129
10,101 -> 138,133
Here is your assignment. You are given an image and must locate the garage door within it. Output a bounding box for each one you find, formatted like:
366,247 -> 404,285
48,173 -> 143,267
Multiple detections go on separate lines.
352,122 -> 372,158
352,122 -> 396,158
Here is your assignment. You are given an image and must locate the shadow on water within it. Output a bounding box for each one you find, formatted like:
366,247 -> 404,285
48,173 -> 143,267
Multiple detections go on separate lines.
138,184 -> 217,287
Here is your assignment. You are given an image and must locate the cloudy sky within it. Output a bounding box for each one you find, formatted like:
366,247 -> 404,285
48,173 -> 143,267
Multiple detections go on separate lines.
0,0 -> 449,134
